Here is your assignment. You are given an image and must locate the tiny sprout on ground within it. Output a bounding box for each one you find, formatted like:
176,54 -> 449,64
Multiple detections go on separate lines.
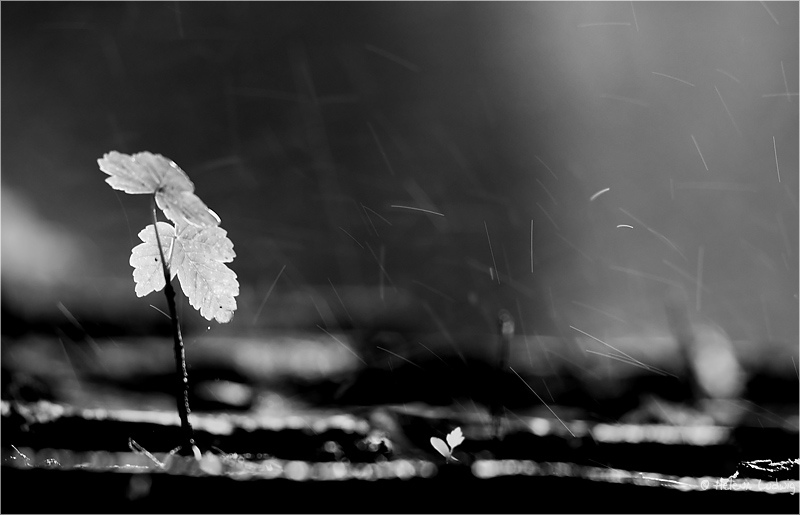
430,427 -> 465,462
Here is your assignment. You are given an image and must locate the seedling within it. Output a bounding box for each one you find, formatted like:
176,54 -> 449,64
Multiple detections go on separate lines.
430,427 -> 465,462
98,151 -> 239,458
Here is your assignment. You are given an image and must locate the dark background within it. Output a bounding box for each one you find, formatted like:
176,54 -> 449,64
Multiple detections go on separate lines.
2,3 -> 797,381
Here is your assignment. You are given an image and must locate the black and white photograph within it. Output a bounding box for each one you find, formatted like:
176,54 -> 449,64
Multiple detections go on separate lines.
1,2 -> 798,513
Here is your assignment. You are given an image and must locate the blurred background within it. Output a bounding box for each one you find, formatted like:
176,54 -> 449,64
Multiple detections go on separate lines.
2,2 -> 797,424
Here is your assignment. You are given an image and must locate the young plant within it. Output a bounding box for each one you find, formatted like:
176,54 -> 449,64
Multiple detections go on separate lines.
98,151 -> 239,458
430,426 -> 465,463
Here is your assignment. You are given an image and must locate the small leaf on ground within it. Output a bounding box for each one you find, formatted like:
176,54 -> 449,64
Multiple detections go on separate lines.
446,427 -> 465,450
430,437 -> 450,460
98,151 -> 221,228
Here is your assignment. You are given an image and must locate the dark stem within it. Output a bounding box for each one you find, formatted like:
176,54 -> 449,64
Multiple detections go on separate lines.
151,197 -> 196,457
492,310 -> 514,440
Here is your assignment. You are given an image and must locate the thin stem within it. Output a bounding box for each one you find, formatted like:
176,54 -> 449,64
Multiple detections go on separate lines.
151,197 -> 196,457
492,310 -> 514,440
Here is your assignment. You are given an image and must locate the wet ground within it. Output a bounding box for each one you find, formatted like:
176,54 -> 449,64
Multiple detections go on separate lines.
2,395 -> 798,513
2,330 -> 798,513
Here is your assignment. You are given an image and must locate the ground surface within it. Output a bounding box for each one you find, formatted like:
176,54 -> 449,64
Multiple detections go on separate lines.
2,333 -> 798,513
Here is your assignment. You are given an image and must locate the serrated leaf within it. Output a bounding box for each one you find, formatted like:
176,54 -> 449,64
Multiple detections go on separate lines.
98,151 -> 221,228
446,427 -> 464,450
129,222 -> 178,297
174,224 -> 238,324
129,222 -> 239,323
430,437 -> 450,459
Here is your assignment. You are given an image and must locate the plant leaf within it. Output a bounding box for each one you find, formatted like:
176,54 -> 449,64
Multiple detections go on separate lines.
129,222 -> 178,297
446,427 -> 465,450
429,437 -> 450,459
173,223 -> 238,323
129,222 -> 239,323
98,151 -> 221,228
